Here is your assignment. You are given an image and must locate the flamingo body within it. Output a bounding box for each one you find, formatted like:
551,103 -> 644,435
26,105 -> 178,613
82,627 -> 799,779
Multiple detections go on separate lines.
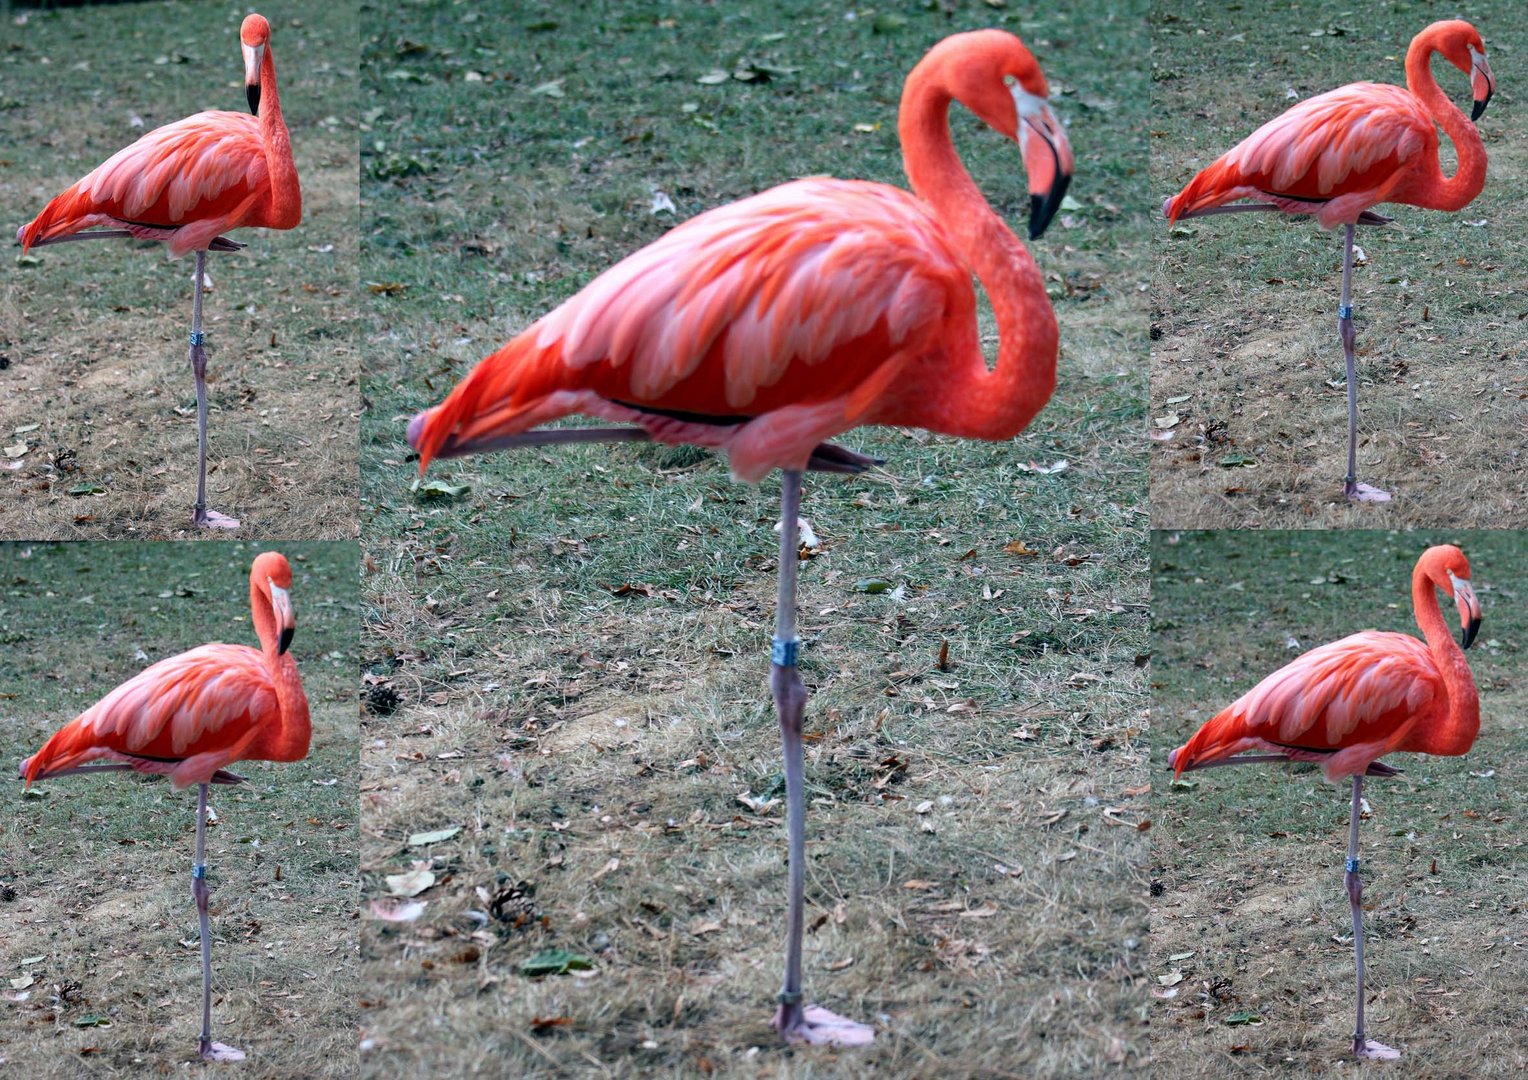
19,112 -> 292,258
413,179 -> 974,482
22,551 -> 309,789
410,29 -> 1073,485
16,12 -> 300,257
22,644 -> 308,790
1165,20 -> 1491,228
1171,545 -> 1480,781
1171,630 -> 1454,782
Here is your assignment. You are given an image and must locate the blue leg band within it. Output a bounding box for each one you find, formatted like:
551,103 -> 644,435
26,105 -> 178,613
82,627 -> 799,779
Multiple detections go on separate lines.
771,637 -> 800,667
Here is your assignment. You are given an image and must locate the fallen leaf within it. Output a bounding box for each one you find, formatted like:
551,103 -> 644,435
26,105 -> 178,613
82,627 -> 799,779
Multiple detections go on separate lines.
411,477 -> 470,500
520,949 -> 594,976
407,826 -> 461,846
385,869 -> 436,897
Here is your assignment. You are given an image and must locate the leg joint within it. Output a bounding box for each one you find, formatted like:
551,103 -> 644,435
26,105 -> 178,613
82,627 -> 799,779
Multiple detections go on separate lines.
771,636 -> 800,667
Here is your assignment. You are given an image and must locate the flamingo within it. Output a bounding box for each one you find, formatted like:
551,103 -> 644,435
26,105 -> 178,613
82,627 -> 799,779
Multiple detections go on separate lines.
16,12 -> 301,531
1163,20 -> 1493,503
19,551 -> 310,1062
1168,543 -> 1482,1061
406,29 -> 1072,1046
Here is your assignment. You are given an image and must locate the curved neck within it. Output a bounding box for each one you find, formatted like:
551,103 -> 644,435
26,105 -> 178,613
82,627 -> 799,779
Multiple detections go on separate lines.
1411,564 -> 1479,753
259,46 -> 302,227
249,576 -> 311,761
1405,37 -> 1486,212
897,77 -> 1057,438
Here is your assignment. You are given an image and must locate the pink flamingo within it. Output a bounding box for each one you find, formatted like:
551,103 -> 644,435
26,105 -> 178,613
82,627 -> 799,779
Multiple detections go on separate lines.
408,29 -> 1073,1045
20,551 -> 310,1062
1169,544 -> 1482,1060
1164,20 -> 1493,502
17,13 -> 301,530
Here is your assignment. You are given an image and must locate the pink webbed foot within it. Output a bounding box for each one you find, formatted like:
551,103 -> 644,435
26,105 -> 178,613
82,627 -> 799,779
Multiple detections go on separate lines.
1354,1037 -> 1400,1061
200,1040 -> 246,1062
195,509 -> 241,531
1344,481 -> 1392,503
772,1003 -> 875,1047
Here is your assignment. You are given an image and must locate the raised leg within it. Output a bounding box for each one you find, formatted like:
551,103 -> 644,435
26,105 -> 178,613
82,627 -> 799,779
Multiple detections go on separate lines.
1345,775 -> 1399,1060
194,784 -> 245,1062
1337,225 -> 1390,503
189,251 -> 239,530
767,470 -> 873,1048
415,423 -> 882,475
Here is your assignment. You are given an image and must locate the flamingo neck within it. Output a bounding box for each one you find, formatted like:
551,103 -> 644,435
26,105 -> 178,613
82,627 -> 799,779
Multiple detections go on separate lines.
259,47 -> 302,228
249,576 -> 311,762
1405,34 -> 1486,212
1411,563 -> 1479,755
896,76 -> 1057,439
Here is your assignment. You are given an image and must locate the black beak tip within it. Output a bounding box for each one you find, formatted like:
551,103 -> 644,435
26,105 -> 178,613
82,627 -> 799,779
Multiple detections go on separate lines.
1472,95 -> 1489,122
1461,617 -> 1481,650
247,85 -> 261,116
1028,194 -> 1046,240
278,626 -> 294,655
1028,172 -> 1072,241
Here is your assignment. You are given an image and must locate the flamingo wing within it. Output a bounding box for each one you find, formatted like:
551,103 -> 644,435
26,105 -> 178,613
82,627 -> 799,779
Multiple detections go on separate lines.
22,643 -> 278,787
1167,83 -> 1434,221
413,177 -> 972,465
19,111 -> 268,253
1173,631 -> 1443,777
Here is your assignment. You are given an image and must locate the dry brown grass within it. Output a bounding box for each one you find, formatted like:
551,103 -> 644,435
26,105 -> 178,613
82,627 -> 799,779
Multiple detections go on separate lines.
1150,0 -> 1528,528
0,3 -> 359,540
1150,530 -> 1528,1076
0,541 -> 360,1077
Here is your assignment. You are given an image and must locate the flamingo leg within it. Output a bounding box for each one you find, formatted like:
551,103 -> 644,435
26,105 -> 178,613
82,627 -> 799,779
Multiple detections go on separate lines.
1338,224 -> 1391,503
23,231 -> 244,252
767,470 -> 873,1048
425,426 -> 883,475
1345,775 -> 1400,1060
189,251 -> 239,531
193,783 -> 245,1062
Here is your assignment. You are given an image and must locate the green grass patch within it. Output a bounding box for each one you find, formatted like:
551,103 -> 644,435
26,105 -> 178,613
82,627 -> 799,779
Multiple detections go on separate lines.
358,0 -> 1149,1074
0,541 -> 359,1078
1151,529 -> 1528,1074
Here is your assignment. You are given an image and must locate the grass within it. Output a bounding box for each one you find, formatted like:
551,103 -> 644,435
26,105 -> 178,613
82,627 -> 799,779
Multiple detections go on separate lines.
0,540 -> 359,1077
358,0 -> 1149,1075
1149,0 -> 1528,528
0,2 -> 360,540
1150,530 -> 1528,1075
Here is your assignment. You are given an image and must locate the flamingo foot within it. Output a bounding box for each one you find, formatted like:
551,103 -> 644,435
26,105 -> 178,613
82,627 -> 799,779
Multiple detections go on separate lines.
199,1040 -> 246,1063
195,508 -> 241,531
1344,481 -> 1391,503
771,1003 -> 875,1047
1354,1037 -> 1400,1061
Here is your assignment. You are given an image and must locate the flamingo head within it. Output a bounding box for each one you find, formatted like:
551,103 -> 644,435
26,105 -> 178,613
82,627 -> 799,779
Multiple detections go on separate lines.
252,550 -> 296,655
1428,544 -> 1481,650
241,14 -> 272,116
1428,21 -> 1492,121
924,30 -> 1073,240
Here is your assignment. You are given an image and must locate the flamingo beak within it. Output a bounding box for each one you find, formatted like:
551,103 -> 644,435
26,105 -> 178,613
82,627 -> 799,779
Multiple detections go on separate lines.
1014,91 -> 1073,241
1471,51 -> 1493,122
269,580 -> 295,654
244,44 -> 264,115
1449,573 -> 1481,650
